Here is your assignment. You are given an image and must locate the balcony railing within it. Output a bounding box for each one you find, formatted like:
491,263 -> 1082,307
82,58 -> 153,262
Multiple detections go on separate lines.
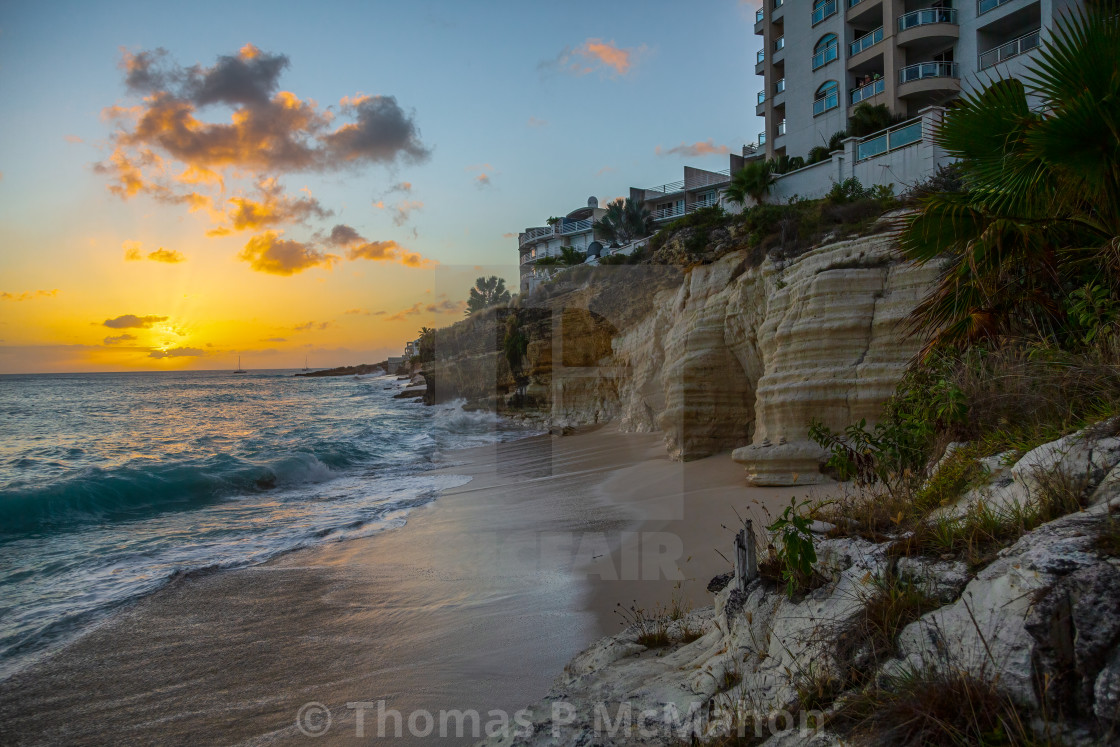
899,60 -> 960,84
774,0 -> 784,7
899,8 -> 958,31
776,119 -> 787,137
850,26 -> 883,56
758,90 -> 766,105
651,203 -> 685,221
813,90 -> 840,115
856,116 -> 923,161
559,217 -> 593,235
757,49 -> 765,64
759,131 -> 767,146
642,169 -> 731,198
979,28 -> 1041,69
812,42 -> 839,70
774,36 -> 785,51
979,0 -> 1013,15
850,77 -> 885,105
756,8 -> 764,22
812,0 -> 838,25
848,0 -> 869,7
775,78 -> 786,94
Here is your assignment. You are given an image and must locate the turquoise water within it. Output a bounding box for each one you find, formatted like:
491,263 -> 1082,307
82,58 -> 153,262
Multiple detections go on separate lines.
0,370 -> 530,680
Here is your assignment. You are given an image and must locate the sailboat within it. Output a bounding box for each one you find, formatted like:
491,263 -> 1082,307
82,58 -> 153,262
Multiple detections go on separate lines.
234,355 -> 247,374
302,356 -> 310,372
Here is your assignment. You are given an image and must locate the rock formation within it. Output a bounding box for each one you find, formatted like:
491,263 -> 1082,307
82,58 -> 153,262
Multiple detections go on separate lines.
427,225 -> 937,484
483,423 -> 1120,746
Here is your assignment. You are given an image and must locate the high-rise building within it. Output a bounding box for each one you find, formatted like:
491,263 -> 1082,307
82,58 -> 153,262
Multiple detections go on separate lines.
754,0 -> 1084,188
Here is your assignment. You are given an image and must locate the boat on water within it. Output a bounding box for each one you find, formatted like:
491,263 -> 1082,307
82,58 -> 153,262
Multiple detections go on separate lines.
302,356 -> 310,373
234,356 -> 247,374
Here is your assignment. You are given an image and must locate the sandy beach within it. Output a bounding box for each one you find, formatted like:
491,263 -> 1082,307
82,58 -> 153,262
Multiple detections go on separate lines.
0,424 -> 815,745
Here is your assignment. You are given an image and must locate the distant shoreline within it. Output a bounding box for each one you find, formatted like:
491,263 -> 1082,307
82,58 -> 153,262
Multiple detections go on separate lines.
293,361 -> 388,377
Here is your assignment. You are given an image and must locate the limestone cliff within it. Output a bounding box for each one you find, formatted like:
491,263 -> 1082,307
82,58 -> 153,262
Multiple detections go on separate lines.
426,226 -> 937,485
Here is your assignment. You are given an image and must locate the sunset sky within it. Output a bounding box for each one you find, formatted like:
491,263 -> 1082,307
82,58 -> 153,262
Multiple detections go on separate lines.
0,1 -> 761,373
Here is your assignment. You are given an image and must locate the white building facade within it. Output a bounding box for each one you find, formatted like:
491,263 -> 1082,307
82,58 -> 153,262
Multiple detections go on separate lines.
754,0 -> 1085,193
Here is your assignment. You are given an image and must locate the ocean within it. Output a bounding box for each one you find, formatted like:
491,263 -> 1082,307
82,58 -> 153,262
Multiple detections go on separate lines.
0,369 -> 532,681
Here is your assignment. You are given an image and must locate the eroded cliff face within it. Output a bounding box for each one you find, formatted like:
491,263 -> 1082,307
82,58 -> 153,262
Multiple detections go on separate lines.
427,229 -> 937,484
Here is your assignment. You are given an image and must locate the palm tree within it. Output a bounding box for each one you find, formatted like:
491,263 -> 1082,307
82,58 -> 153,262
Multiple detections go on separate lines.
594,198 -> 653,246
724,159 -> 776,207
848,103 -> 894,137
900,9 -> 1120,355
466,276 -> 511,315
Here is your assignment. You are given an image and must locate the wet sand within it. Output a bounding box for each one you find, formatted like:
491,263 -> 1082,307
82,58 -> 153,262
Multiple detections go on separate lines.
0,425 -> 816,745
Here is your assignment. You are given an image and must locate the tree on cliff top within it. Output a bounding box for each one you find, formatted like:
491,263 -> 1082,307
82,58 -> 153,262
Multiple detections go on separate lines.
901,8 -> 1120,355
466,276 -> 511,315
594,198 -> 653,246
725,159 -> 776,207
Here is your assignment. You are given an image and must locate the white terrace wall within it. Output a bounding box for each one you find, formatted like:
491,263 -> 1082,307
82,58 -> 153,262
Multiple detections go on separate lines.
768,106 -> 948,203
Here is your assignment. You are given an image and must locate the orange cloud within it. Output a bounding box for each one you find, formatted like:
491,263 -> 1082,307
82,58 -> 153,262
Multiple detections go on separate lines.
148,248 -> 186,263
385,298 -> 465,322
549,38 -> 646,77
102,314 -> 168,329
1,289 -> 59,301
238,231 -> 339,276
207,177 -> 331,235
325,224 -> 434,268
656,140 -> 731,157
104,334 -> 138,345
123,241 -> 186,263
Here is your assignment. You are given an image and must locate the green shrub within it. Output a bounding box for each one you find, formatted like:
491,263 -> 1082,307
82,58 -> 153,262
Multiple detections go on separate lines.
767,498 -> 818,598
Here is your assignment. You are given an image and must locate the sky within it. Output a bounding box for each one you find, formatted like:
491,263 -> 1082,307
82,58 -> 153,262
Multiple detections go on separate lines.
0,0 -> 763,373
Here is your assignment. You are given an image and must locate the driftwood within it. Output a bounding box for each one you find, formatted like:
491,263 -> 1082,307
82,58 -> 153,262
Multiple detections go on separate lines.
734,519 -> 758,593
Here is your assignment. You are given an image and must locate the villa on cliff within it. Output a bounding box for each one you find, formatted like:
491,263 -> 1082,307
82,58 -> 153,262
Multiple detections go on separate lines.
517,198 -> 607,293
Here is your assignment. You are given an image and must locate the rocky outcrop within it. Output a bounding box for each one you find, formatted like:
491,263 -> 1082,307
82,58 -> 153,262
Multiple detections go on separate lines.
483,426 -> 1120,746
428,225 -> 936,482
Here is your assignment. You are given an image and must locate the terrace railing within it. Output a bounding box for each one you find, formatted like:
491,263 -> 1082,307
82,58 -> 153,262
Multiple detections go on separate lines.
850,77 -> 885,105
856,115 -> 923,161
812,0 -> 838,25
899,60 -> 960,84
812,41 -> 839,70
849,26 -> 883,56
979,28 -> 1040,69
979,0 -> 1013,15
898,7 -> 957,30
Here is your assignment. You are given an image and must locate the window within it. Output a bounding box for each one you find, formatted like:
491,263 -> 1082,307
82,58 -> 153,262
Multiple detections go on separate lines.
813,80 -> 839,115
812,34 -> 839,70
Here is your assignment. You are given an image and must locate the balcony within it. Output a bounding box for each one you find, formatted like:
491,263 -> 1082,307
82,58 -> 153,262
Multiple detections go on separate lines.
900,60 -> 960,83
759,131 -> 767,146
856,116 -> 923,161
776,119 -> 787,138
650,203 -> 685,222
979,28 -> 1040,69
979,0 -> 1014,15
812,42 -> 839,70
812,0 -> 838,25
849,26 -> 883,57
757,90 -> 766,105
898,61 -> 961,99
813,89 -> 840,116
775,78 -> 786,94
850,77 -> 885,105
898,8 -> 959,46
